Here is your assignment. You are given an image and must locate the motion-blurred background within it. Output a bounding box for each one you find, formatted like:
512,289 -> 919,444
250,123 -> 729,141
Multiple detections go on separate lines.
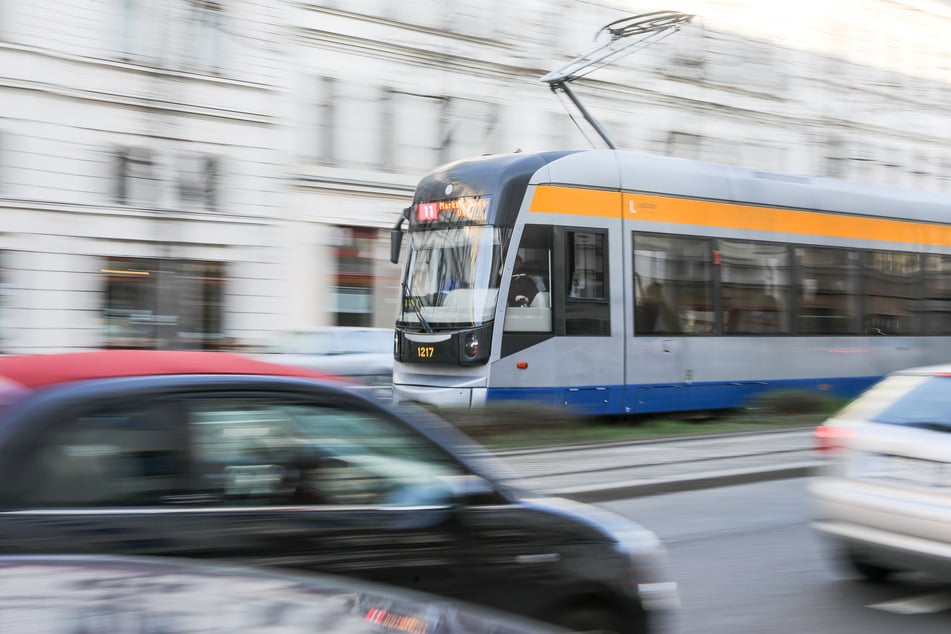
1,0 -> 948,353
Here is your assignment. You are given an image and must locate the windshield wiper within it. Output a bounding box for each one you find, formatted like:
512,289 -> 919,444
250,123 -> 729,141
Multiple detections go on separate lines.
401,281 -> 433,333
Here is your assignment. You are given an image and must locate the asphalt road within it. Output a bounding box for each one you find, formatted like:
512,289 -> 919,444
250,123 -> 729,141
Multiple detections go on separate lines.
601,477 -> 951,634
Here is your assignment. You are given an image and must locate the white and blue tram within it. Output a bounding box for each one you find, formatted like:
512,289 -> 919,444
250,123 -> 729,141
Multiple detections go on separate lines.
390,150 -> 951,415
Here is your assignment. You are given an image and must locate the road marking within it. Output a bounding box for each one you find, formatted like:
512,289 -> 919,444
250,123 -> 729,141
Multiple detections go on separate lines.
868,591 -> 951,614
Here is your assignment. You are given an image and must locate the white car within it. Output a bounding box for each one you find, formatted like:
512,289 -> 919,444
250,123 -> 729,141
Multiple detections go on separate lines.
810,363 -> 951,582
261,327 -> 394,392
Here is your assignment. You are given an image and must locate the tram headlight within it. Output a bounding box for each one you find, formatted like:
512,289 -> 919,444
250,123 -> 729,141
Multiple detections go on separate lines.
464,333 -> 479,358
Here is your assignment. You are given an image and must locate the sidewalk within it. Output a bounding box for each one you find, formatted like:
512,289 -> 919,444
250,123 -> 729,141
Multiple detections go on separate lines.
494,427 -> 820,502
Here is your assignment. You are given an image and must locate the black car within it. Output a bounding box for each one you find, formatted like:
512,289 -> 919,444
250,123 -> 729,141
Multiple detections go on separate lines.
0,350 -> 677,634
0,554 -> 561,633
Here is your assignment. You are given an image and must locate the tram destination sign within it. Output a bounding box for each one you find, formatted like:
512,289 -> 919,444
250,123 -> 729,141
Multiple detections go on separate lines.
415,196 -> 489,225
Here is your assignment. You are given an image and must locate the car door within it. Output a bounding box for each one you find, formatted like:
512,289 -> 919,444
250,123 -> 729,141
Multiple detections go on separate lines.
0,394 -> 193,556
164,390 -> 472,597
0,383 -> 472,599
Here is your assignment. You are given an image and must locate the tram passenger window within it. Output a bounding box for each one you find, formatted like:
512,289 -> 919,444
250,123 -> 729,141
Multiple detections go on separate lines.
565,230 -> 609,336
795,247 -> 860,335
922,254 -> 951,335
633,234 -> 713,335
862,251 -> 921,335
719,240 -> 791,335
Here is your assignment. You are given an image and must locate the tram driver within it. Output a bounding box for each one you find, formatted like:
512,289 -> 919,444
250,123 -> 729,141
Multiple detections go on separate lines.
508,256 -> 546,307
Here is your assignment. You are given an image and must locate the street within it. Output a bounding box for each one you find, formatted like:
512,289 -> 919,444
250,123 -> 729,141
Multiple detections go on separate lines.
601,478 -> 951,633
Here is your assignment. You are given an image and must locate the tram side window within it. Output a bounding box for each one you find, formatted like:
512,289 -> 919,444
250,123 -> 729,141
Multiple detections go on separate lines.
633,234 -> 713,335
504,225 -> 552,333
922,254 -> 951,335
719,240 -> 791,335
795,247 -> 861,335
565,230 -> 609,336
862,251 -> 921,335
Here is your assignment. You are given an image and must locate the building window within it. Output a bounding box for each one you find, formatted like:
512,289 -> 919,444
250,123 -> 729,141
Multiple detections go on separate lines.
185,0 -> 226,71
317,76 -> 336,165
438,97 -> 500,164
337,81 -> 385,168
177,153 -> 220,211
667,131 -> 702,160
113,147 -> 157,206
116,0 -> 164,63
102,257 -> 225,349
387,90 -> 443,173
380,87 -> 395,169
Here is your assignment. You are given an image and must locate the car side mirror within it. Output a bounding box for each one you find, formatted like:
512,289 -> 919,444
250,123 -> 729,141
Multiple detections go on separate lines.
439,474 -> 503,505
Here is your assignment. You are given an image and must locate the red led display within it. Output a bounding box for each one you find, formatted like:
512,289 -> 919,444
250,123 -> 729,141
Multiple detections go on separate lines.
415,196 -> 489,224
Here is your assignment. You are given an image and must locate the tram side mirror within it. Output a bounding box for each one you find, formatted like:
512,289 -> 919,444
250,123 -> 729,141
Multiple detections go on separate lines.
390,230 -> 403,264
390,207 -> 410,264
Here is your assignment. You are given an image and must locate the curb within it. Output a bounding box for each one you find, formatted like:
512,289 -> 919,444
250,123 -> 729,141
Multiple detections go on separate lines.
545,462 -> 820,503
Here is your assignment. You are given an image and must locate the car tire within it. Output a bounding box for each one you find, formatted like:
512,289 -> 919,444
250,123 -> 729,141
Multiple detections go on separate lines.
552,605 -> 645,634
845,549 -> 895,583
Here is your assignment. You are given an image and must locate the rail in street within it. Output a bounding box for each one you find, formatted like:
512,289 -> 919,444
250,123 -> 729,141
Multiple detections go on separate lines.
495,428 -> 821,502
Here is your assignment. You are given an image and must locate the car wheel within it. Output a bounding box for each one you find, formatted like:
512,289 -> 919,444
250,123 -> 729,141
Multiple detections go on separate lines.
845,549 -> 895,583
552,605 -> 645,634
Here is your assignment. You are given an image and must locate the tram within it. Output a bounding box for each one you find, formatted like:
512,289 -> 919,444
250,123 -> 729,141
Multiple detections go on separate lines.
389,149 -> 951,415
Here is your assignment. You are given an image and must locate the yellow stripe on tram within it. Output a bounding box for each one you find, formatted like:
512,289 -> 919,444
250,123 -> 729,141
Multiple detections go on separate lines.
528,185 -> 951,248
528,186 -> 623,218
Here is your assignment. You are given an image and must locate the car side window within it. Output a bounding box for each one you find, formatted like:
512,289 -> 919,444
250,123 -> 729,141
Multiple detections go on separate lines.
21,403 -> 184,507
188,399 -> 467,507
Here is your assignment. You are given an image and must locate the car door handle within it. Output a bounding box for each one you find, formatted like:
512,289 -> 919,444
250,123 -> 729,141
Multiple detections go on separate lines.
161,493 -> 221,505
514,553 -> 561,564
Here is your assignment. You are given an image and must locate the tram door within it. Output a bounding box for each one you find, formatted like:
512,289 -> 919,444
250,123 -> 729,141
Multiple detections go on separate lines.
627,232 -> 712,412
498,223 -> 625,415
555,227 -> 625,413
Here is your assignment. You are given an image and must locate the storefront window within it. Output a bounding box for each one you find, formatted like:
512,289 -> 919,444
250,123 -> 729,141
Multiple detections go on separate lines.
333,227 -> 376,327
102,257 -> 225,349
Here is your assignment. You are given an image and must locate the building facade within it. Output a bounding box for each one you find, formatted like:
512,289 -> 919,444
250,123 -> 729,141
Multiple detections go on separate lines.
1,0 -> 949,352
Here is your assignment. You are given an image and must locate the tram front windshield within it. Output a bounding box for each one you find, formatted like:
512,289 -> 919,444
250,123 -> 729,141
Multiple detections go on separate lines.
399,226 -> 504,328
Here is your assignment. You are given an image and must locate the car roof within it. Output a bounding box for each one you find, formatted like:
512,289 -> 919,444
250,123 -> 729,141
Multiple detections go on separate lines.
893,362 -> 951,377
0,350 -> 341,390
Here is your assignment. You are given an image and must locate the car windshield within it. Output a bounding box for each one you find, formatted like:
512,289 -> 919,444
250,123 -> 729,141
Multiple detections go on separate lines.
270,330 -> 392,355
398,226 -> 505,328
839,374 -> 951,428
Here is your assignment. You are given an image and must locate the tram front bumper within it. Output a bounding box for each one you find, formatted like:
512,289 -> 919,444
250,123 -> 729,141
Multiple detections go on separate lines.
392,380 -> 487,410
